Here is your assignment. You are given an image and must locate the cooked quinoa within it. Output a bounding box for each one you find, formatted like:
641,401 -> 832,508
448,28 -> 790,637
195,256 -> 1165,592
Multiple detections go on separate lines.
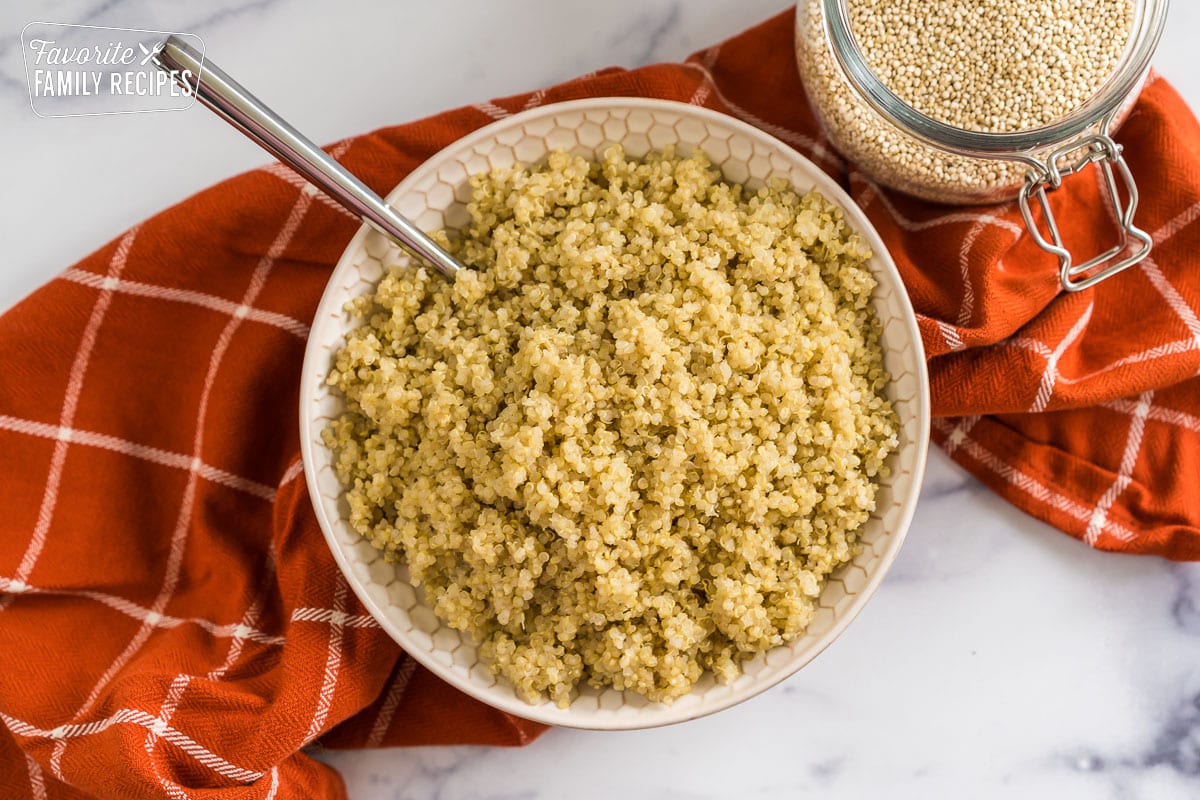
324,146 -> 898,707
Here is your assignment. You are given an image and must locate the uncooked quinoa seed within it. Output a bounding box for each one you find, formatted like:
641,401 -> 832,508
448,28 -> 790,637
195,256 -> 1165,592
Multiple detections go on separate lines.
797,0 -> 1136,200
325,147 -> 898,706
851,0 -> 1134,134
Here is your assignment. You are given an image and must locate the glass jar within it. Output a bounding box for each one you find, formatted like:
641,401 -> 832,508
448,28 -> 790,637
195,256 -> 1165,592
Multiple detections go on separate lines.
795,0 -> 1171,291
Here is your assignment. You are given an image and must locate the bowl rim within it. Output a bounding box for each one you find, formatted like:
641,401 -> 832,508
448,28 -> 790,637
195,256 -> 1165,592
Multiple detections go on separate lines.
299,96 -> 931,730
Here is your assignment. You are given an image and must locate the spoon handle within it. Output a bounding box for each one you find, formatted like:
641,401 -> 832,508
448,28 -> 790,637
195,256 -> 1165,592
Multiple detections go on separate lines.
153,36 -> 462,281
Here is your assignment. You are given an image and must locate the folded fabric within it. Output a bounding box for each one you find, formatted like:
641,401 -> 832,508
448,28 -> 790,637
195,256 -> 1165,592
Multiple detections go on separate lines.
3,8 -> 1199,800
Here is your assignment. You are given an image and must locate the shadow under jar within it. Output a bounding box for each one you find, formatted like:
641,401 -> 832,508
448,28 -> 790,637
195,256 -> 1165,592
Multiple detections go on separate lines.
795,0 -> 1170,291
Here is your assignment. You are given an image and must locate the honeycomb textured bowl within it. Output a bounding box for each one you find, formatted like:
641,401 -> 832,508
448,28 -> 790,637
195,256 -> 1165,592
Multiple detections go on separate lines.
300,98 -> 930,729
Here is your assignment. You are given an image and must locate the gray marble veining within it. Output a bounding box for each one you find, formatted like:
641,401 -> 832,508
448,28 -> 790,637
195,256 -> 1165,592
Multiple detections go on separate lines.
1172,565 -> 1200,635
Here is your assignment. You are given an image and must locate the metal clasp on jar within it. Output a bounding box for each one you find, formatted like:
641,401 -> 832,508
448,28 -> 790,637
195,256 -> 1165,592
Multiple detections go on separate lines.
1018,132 -> 1153,292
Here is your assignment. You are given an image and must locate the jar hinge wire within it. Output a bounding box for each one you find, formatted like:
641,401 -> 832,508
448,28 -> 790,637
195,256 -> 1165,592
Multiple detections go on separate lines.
1017,132 -> 1153,292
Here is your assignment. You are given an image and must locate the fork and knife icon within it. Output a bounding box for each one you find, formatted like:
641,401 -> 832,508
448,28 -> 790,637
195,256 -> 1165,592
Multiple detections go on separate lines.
137,41 -> 164,67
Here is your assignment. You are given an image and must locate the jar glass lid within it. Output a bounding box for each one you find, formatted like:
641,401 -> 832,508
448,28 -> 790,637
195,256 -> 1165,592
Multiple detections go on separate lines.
822,0 -> 1171,159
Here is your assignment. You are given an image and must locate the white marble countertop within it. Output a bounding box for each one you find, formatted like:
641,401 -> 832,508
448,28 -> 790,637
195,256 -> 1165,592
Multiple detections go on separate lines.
3,1 -> 1200,798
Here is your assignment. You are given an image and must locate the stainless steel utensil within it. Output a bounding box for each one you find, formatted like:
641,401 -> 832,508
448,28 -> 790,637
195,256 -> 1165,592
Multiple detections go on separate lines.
153,35 -> 463,281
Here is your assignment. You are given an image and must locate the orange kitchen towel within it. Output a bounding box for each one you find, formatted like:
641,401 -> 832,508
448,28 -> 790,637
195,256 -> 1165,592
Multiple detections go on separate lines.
3,7 -> 1200,799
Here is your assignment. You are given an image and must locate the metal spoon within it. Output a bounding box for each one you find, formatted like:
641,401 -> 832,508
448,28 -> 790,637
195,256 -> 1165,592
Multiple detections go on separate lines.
153,35 -> 463,281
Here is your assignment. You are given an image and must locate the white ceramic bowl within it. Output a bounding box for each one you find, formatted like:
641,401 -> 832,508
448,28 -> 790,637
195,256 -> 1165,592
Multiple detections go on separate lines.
300,98 -> 930,729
